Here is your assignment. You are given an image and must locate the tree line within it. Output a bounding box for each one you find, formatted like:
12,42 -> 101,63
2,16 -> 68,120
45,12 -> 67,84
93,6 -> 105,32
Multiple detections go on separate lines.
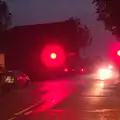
0,1 -> 93,48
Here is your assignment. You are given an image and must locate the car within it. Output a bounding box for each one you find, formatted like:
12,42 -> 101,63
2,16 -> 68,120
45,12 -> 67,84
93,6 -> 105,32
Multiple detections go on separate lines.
0,70 -> 31,89
0,70 -> 31,96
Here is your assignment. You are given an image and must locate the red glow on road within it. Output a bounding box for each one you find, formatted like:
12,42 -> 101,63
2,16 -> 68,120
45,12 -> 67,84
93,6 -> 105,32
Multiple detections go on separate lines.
32,79 -> 75,112
41,44 -> 65,68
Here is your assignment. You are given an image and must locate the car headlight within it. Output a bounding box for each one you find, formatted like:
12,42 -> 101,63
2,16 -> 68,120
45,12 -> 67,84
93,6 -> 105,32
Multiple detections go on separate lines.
108,65 -> 113,69
97,68 -> 112,80
5,76 -> 15,83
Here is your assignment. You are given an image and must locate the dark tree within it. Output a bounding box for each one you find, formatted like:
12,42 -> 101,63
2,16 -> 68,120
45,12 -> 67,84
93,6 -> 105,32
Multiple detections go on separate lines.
93,0 -> 120,37
70,17 -> 92,47
0,0 -> 11,34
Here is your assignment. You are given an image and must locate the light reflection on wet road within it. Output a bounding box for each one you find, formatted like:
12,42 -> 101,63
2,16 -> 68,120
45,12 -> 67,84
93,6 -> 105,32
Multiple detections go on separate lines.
1,76 -> 120,120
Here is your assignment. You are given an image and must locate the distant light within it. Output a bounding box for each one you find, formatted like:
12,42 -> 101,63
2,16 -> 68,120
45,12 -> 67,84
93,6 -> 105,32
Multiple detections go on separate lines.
81,68 -> 84,72
50,53 -> 57,59
98,68 -> 112,80
64,68 -> 68,72
72,69 -> 74,71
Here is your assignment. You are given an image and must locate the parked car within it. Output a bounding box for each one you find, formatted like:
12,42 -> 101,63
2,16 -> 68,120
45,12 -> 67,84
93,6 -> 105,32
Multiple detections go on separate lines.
4,70 -> 31,87
0,70 -> 31,96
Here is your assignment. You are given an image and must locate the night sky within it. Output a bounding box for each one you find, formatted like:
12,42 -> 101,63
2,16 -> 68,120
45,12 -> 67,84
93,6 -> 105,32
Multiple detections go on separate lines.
6,0 -> 117,57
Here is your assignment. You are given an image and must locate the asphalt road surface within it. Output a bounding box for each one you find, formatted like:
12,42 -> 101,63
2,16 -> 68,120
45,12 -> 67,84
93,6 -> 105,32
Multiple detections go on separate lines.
0,76 -> 120,120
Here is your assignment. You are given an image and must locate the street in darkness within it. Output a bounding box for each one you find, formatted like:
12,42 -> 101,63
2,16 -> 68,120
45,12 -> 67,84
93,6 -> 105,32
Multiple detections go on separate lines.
0,76 -> 120,120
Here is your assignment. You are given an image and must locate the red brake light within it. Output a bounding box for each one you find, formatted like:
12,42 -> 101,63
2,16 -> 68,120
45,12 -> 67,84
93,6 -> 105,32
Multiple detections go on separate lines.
17,76 -> 22,80
81,68 -> 84,72
64,68 -> 68,72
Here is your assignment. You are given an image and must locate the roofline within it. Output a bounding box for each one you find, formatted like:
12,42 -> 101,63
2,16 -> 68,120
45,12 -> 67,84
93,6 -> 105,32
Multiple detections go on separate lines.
12,19 -> 73,28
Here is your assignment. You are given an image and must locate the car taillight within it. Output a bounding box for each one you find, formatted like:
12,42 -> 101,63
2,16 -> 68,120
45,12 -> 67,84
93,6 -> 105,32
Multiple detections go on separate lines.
17,76 -> 22,80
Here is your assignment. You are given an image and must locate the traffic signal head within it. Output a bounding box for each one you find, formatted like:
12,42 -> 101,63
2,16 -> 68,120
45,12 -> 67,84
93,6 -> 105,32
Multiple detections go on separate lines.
41,44 -> 65,68
50,53 -> 57,59
108,42 -> 120,66
117,50 -> 120,56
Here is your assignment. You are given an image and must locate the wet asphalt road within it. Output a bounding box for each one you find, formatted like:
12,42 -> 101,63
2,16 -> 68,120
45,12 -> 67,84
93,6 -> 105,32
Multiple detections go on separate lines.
0,76 -> 120,120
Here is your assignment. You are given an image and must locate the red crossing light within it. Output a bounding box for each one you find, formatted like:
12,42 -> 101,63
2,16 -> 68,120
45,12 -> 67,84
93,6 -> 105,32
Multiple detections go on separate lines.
41,44 -> 65,68
50,53 -> 57,59
108,42 -> 120,66
117,50 -> 120,56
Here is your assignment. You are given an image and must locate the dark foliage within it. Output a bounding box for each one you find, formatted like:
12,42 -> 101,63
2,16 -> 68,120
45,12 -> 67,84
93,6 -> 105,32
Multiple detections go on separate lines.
93,0 -> 120,37
0,1 -> 11,34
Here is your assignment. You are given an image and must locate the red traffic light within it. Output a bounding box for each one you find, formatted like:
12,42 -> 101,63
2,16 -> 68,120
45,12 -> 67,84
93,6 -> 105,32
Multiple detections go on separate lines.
108,42 -> 120,66
117,50 -> 120,56
41,44 -> 65,68
50,53 -> 57,59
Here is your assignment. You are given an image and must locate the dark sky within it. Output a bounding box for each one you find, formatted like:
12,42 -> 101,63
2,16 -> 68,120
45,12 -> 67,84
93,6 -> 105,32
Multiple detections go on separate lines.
6,0 -> 116,57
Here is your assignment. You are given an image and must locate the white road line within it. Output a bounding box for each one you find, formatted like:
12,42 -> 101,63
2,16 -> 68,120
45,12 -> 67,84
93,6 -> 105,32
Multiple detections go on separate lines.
14,100 -> 43,115
8,117 -> 17,120
8,100 -> 43,120
86,108 -> 119,113
24,110 -> 33,115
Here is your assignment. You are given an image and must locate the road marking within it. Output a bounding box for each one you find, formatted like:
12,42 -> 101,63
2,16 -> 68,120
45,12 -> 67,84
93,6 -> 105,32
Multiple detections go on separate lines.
24,110 -> 33,115
8,100 -> 43,120
14,100 -> 43,115
86,108 -> 119,113
8,117 -> 17,120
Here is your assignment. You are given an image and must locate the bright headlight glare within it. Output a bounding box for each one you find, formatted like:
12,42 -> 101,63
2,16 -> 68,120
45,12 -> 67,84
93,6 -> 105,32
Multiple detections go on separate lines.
108,65 -> 113,69
97,68 -> 112,80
